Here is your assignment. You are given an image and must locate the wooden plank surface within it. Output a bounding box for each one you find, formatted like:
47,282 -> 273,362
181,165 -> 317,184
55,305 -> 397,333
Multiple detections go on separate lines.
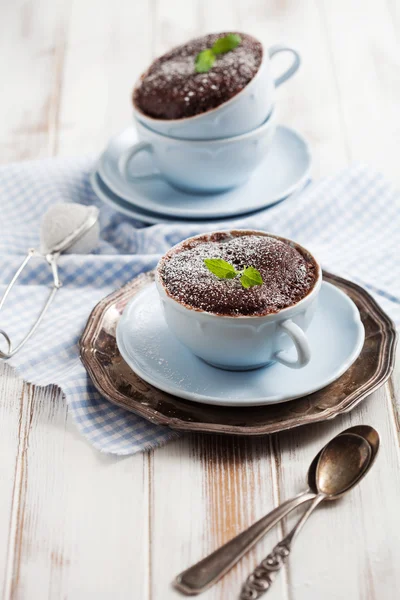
57,0 -> 154,157
1,379 -> 149,600
0,366 -> 27,597
0,0 -> 399,599
0,0 -> 71,162
321,0 -> 400,185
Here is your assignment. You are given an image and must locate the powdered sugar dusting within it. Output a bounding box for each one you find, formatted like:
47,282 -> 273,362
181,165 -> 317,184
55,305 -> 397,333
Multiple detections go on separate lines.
134,32 -> 262,120
159,232 -> 318,316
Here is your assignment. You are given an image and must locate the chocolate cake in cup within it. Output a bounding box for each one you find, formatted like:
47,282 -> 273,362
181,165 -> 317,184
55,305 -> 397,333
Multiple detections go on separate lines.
133,32 -> 300,140
155,231 -> 321,371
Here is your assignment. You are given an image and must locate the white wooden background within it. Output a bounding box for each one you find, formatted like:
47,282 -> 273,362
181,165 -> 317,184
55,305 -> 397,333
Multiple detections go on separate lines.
1,1 -> 400,599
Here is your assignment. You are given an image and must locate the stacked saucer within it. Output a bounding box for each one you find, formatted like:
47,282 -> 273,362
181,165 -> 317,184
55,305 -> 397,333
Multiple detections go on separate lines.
91,32 -> 311,224
92,125 -> 311,225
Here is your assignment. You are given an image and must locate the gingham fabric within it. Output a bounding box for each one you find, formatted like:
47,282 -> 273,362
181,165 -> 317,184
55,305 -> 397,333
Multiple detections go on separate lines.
0,157 -> 399,455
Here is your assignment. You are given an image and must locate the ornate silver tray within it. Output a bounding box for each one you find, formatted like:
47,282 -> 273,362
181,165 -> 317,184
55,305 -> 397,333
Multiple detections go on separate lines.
80,271 -> 397,435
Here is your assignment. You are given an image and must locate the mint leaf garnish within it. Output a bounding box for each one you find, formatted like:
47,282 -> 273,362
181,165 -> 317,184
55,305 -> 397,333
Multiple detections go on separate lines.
204,258 -> 238,279
195,49 -> 216,73
204,258 -> 263,289
195,33 -> 242,73
240,266 -> 264,289
212,33 -> 241,55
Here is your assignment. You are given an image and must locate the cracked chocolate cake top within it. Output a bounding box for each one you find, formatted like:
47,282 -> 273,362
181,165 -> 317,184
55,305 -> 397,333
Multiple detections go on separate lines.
133,32 -> 263,120
158,231 -> 319,316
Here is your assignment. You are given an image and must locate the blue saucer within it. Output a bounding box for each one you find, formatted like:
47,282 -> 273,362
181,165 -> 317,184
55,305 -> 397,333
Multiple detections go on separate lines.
98,125 -> 311,221
90,169 -> 309,225
116,282 -> 365,407
91,169 -> 306,225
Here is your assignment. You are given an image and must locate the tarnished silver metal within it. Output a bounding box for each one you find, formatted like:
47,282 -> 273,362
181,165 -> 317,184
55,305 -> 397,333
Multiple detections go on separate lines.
240,430 -> 378,599
174,426 -> 379,596
0,250 -> 62,358
174,491 -> 317,596
240,496 -> 324,599
0,206 -> 98,359
79,271 -> 397,436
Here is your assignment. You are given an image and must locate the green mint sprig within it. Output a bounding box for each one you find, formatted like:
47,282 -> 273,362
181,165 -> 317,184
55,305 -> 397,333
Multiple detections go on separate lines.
212,33 -> 242,54
195,33 -> 242,74
204,258 -> 263,289
195,49 -> 216,73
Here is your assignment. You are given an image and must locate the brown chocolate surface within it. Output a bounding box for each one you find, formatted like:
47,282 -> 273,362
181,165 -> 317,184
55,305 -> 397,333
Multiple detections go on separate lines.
133,32 -> 262,120
159,232 -> 318,316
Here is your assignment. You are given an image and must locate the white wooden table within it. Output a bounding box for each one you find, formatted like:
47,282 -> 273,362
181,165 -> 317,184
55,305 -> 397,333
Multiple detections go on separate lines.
1,1 -> 400,598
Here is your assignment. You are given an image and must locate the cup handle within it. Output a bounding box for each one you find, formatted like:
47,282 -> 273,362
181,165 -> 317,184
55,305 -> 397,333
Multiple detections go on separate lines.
274,319 -> 311,369
118,141 -> 165,182
268,45 -> 301,87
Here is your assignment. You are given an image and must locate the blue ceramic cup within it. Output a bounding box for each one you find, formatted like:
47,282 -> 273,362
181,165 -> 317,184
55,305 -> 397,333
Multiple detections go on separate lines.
155,231 -> 322,371
133,44 -> 300,140
119,109 -> 276,194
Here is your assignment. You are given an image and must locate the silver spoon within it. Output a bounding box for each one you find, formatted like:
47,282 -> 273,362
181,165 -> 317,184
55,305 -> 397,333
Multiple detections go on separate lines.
240,428 -> 378,599
174,426 -> 379,596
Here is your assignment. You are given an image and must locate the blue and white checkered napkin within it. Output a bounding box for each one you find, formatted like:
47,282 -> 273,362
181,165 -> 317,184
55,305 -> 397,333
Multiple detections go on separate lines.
0,157 -> 399,455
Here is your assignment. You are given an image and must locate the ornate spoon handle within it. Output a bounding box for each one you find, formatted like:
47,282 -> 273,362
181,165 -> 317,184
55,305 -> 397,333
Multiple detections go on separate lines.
240,495 -> 324,599
174,491 -> 316,595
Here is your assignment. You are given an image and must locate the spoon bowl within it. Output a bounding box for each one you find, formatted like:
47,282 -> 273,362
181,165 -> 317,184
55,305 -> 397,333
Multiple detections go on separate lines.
307,425 -> 380,499
316,433 -> 371,497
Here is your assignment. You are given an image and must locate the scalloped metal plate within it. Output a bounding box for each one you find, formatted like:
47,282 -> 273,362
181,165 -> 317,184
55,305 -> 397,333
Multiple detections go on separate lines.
79,271 -> 397,435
